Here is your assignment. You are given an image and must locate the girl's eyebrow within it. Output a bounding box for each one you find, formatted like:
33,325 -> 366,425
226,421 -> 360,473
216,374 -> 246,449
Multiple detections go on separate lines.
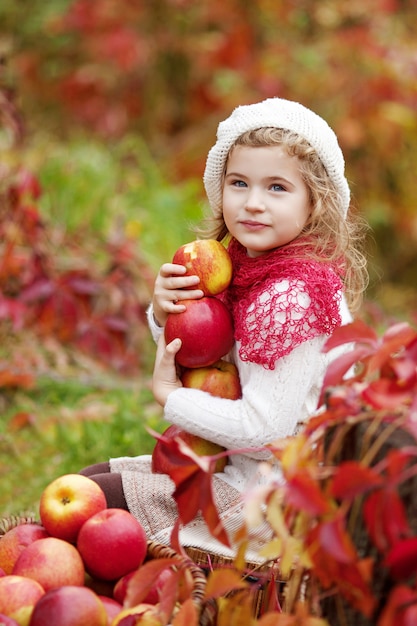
225,171 -> 293,186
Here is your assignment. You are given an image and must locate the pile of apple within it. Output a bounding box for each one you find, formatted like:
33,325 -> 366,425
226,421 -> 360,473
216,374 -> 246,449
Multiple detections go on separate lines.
153,240 -> 242,474
0,474 -> 192,626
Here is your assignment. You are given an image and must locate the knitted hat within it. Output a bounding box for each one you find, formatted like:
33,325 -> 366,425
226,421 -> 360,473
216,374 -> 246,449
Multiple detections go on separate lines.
203,97 -> 350,218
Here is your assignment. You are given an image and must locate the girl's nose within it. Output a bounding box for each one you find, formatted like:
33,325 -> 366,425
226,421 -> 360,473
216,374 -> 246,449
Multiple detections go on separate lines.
245,188 -> 266,211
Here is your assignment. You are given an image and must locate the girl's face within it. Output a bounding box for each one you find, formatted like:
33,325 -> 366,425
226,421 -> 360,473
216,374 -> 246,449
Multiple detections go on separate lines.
222,145 -> 311,257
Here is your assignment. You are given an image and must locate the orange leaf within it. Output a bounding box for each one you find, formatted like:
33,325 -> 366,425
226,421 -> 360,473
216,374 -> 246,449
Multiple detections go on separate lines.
204,569 -> 248,600
7,411 -> 36,431
171,598 -> 199,626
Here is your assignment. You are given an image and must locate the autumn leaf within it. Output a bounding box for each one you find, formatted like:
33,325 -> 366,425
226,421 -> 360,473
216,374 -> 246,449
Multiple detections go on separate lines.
204,569 -> 248,600
171,598 -> 199,626
330,461 -> 383,501
124,557 -> 179,608
384,538 -> 417,581
216,588 -> 256,626
284,470 -> 332,516
363,489 -> 410,552
378,585 -> 417,626
148,428 -> 230,548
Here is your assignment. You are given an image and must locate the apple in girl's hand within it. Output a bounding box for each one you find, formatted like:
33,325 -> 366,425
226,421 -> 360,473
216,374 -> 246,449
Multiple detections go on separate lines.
29,586 -> 108,626
165,297 -> 234,368
39,473 -> 107,543
152,425 -> 228,475
0,524 -> 49,575
12,537 -> 85,591
77,509 -> 148,582
172,239 -> 233,296
181,359 -> 242,399
0,575 -> 45,626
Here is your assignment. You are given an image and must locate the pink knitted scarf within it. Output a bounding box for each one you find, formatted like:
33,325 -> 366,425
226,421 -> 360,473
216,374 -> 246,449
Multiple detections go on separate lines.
221,238 -> 344,370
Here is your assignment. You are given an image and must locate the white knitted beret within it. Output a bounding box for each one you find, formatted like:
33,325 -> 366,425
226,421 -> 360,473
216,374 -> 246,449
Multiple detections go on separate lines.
203,97 -> 350,218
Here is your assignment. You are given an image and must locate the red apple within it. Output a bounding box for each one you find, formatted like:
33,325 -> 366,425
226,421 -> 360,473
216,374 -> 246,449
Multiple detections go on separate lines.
172,239 -> 233,296
0,575 -> 45,626
12,537 -> 85,591
181,359 -> 241,399
110,604 -> 163,626
39,473 -> 107,543
99,596 -> 123,626
112,570 -> 136,605
29,586 -> 108,626
164,297 -> 234,368
0,524 -> 49,575
152,425 -> 228,475
77,509 -> 147,582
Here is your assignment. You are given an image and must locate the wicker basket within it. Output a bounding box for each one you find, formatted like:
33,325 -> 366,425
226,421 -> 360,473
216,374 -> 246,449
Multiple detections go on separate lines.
0,515 -> 287,624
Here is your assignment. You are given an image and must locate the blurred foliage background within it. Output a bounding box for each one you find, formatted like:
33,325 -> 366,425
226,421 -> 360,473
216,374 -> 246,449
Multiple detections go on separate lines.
1,0 -> 417,513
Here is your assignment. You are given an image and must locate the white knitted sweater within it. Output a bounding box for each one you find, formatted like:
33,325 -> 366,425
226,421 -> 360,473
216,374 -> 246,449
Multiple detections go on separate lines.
110,279 -> 352,560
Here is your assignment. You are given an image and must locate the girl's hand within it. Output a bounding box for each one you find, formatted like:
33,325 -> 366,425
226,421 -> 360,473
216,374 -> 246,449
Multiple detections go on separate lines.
152,263 -> 204,326
152,335 -> 183,406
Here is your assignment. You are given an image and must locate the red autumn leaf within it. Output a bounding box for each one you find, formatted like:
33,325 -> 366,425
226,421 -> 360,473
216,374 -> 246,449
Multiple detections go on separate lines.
285,470 -> 332,516
362,378 -> 414,410
322,319 -> 378,352
148,429 -> 230,548
318,516 -> 357,564
125,557 -> 179,608
366,323 -> 417,377
318,345 -> 373,406
364,490 -> 411,553
378,585 -> 417,626
307,524 -> 376,617
384,537 -> 417,580
331,461 -> 383,501
385,448 -> 416,480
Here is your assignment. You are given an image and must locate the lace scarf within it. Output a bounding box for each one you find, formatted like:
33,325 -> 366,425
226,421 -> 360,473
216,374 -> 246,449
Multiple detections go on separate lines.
221,238 -> 344,370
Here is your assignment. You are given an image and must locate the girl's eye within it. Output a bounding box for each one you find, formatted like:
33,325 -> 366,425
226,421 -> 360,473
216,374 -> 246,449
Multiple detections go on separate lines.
231,179 -> 247,187
271,183 -> 285,192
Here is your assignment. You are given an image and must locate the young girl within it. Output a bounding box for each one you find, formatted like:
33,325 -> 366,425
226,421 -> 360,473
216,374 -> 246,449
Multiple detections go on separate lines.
81,97 -> 368,560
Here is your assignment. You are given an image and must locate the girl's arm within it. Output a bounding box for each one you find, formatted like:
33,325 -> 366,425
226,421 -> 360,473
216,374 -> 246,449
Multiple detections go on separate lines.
157,334 -> 331,453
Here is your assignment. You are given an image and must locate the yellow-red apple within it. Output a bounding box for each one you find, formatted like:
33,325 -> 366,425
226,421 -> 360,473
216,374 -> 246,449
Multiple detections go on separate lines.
29,585 -> 108,626
164,297 -> 234,368
0,524 -> 49,575
12,537 -> 85,591
172,239 -> 233,296
181,359 -> 241,399
39,473 -> 107,543
110,604 -> 163,626
152,425 -> 228,475
0,575 -> 45,626
77,509 -> 147,582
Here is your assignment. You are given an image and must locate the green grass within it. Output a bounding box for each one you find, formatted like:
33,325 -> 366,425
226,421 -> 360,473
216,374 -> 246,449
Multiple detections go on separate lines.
0,375 -> 169,517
